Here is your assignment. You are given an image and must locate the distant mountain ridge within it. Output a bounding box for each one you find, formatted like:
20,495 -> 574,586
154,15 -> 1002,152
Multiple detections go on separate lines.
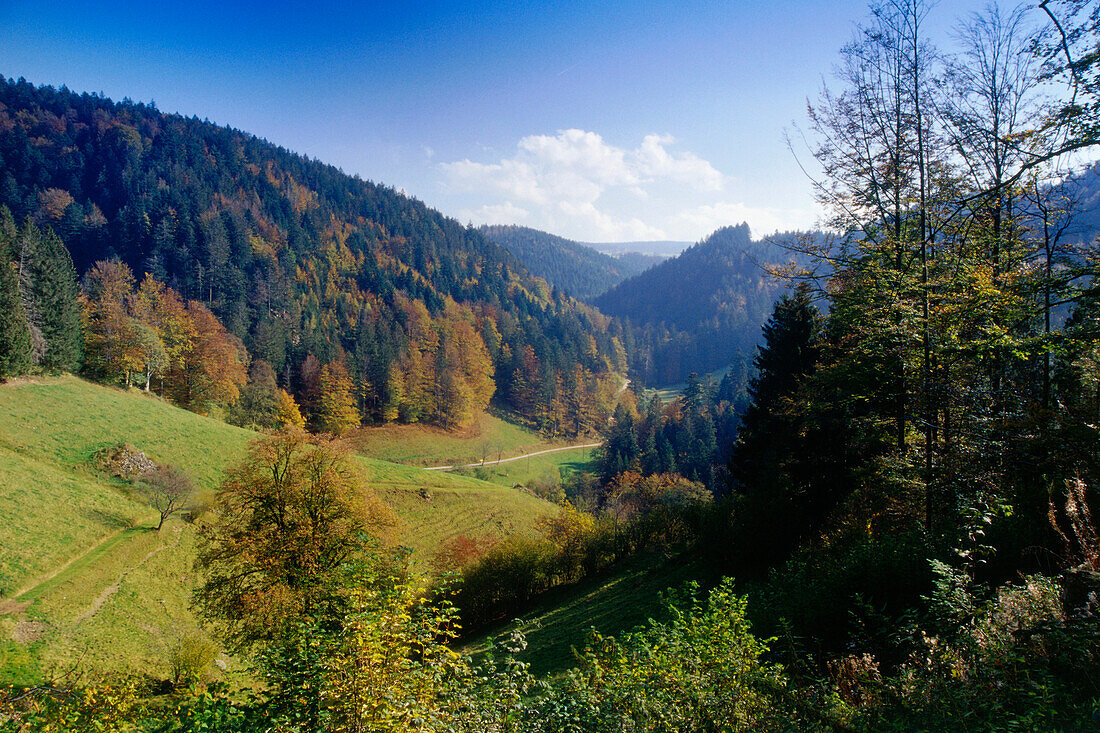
480,224 -> 664,301
594,224 -> 794,385
1056,162 -> 1100,245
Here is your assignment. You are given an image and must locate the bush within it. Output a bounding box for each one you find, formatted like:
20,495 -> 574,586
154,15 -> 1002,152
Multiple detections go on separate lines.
856,572 -> 1100,730
526,579 -> 793,732
167,633 -> 219,687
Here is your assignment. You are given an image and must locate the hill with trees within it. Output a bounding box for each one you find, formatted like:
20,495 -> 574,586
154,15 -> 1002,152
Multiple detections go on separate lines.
4,0 -> 1100,729
585,239 -> 691,257
593,223 -> 792,385
0,76 -> 627,433
479,224 -> 663,301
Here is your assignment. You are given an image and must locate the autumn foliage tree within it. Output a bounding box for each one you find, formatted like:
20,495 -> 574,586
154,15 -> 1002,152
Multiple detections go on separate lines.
81,260 -> 144,387
194,428 -> 394,651
81,260 -> 247,413
315,359 -> 359,435
275,388 -> 306,429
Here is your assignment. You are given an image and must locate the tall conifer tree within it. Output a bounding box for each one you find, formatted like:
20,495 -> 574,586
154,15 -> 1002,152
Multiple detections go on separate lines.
0,208 -> 31,379
16,221 -> 83,372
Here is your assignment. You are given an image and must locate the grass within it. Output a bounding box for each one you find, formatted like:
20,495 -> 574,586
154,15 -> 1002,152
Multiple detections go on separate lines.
464,551 -> 713,677
452,448 -> 597,490
348,411 -> 568,467
0,375 -> 255,492
0,376 -> 558,685
350,408 -> 600,493
0,449 -> 146,598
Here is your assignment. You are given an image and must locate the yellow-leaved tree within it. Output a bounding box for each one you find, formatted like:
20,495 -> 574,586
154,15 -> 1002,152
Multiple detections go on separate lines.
316,359 -> 359,435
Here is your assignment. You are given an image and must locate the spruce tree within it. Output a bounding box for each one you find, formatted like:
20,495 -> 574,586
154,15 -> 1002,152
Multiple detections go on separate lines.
0,209 -> 31,379
16,222 -> 83,372
729,283 -> 822,573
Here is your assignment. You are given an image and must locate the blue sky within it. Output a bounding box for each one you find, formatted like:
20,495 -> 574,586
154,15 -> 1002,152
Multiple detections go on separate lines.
1,0 -> 1018,242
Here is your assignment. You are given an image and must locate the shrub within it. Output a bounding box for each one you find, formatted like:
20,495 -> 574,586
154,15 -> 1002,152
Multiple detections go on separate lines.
167,634 -> 219,687
527,579 -> 792,732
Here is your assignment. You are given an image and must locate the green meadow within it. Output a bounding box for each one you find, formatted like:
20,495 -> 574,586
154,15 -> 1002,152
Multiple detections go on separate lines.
0,376 -> 557,685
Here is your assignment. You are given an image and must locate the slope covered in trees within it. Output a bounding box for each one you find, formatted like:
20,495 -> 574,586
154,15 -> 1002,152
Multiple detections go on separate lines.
0,76 -> 626,432
593,224 -> 790,385
480,224 -> 662,301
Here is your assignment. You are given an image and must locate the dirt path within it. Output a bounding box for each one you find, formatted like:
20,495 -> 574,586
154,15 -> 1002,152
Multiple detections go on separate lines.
71,541 -> 169,625
9,525 -> 131,602
424,442 -> 602,471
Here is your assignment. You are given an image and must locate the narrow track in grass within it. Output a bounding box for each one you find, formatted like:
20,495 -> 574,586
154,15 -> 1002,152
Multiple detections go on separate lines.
9,519 -> 155,604
424,442 -> 601,471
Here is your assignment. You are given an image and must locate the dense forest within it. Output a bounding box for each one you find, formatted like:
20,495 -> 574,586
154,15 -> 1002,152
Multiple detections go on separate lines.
479,224 -> 663,301
0,76 -> 628,432
594,223 -> 790,385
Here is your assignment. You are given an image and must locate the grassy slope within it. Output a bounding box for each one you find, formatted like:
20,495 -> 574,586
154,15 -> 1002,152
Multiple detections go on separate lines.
349,412 -> 561,467
450,448 -> 597,490
351,412 -> 598,491
0,376 -> 555,685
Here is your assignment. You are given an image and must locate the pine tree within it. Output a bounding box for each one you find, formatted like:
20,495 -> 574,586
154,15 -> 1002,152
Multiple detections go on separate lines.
729,284 -> 823,573
0,209 -> 33,379
0,259 -> 31,380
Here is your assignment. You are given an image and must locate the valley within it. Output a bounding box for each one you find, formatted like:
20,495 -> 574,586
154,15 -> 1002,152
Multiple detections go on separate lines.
2,0 -> 1100,728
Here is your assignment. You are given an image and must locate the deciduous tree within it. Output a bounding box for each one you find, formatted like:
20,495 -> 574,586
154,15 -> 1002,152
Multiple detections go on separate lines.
194,428 -> 393,651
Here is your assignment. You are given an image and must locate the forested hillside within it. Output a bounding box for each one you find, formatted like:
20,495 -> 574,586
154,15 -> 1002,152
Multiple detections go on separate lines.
594,223 -> 789,385
0,76 -> 626,433
480,224 -> 662,300
4,0 -> 1100,729
1056,162 -> 1100,244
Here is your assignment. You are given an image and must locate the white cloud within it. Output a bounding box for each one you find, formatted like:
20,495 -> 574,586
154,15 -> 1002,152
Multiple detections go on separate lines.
636,134 -> 724,191
459,202 -> 531,224
554,200 -> 666,241
672,202 -> 817,239
439,129 -> 809,242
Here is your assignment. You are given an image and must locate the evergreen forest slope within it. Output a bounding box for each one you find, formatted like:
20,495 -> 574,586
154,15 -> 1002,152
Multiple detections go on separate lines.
480,224 -> 663,300
0,76 -> 626,432
593,224 -> 790,385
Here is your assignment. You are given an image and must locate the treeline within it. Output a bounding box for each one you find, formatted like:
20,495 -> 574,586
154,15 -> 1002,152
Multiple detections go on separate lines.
593,224 -> 789,385
480,224 -> 660,301
709,0 -> 1100,673
0,209 -> 313,426
0,76 -> 627,432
